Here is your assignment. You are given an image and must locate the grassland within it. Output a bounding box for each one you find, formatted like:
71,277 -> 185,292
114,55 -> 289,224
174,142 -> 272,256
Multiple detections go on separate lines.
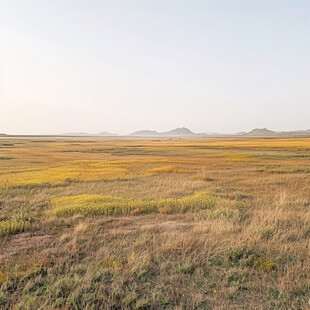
0,137 -> 309,309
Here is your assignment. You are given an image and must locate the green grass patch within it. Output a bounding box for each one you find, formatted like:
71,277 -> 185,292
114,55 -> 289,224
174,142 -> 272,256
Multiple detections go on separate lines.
50,191 -> 217,217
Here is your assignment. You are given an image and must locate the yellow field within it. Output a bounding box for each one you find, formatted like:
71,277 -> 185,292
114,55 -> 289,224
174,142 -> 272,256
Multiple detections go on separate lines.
0,137 -> 309,309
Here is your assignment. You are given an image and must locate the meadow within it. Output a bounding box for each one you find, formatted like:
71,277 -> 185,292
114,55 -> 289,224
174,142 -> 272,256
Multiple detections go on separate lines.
0,137 -> 309,309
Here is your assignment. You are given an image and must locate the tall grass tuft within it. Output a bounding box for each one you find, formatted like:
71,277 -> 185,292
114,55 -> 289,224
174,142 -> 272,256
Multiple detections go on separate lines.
0,220 -> 31,236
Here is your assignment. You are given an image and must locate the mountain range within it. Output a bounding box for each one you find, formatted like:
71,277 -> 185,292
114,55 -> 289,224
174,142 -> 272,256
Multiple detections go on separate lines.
1,128 -> 310,137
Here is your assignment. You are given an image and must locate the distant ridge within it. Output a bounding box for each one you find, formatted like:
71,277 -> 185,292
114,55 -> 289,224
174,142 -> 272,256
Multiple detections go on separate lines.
277,129 -> 310,137
0,133 -> 7,136
130,127 -> 201,137
62,131 -> 117,137
243,128 -> 310,137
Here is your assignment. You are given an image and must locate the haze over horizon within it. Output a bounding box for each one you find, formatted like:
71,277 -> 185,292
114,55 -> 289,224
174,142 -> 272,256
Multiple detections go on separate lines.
1,1 -> 309,135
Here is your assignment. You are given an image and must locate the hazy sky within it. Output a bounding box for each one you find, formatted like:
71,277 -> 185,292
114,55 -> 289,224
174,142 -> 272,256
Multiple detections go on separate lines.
0,1 -> 309,135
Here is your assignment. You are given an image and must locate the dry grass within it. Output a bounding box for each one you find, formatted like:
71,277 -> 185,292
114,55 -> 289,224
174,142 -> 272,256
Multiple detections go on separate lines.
0,137 -> 309,309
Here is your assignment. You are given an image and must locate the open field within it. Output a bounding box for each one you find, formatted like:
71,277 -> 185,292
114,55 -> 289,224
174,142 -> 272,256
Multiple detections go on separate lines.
0,137 -> 309,309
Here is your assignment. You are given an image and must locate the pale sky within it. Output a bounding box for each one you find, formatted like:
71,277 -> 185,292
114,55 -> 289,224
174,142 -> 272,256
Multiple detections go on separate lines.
0,0 -> 309,135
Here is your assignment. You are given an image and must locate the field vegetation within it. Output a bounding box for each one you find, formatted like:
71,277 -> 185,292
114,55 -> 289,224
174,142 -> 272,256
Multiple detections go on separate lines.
0,137 -> 309,309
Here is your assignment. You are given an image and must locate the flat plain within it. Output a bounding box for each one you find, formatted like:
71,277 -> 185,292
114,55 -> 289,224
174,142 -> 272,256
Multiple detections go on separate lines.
0,137 -> 309,309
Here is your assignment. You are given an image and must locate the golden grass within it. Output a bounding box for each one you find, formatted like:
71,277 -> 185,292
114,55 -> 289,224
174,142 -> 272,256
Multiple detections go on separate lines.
148,165 -> 193,174
223,153 -> 257,162
0,161 -> 132,187
0,160 -> 195,188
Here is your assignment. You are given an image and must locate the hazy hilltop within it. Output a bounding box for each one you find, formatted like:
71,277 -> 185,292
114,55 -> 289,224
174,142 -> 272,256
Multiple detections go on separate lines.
167,127 -> 196,136
129,130 -> 160,136
97,131 -> 117,136
245,128 -> 276,137
0,133 -> 7,136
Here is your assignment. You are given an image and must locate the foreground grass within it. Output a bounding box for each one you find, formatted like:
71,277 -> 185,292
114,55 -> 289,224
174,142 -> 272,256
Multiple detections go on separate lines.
0,137 -> 309,309
1,210 -> 309,309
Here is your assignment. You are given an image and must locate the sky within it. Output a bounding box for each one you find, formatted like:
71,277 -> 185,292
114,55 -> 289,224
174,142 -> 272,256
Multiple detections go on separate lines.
0,0 -> 309,135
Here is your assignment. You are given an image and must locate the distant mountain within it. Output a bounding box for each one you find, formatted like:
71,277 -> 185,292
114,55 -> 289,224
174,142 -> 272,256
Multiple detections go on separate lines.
169,127 -> 199,136
130,127 -> 200,137
97,131 -> 117,136
244,128 -> 276,137
0,133 -> 7,136
129,130 -> 160,136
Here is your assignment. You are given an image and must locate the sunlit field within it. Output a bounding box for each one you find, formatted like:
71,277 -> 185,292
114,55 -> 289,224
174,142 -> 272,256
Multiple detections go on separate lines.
0,137 -> 309,309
